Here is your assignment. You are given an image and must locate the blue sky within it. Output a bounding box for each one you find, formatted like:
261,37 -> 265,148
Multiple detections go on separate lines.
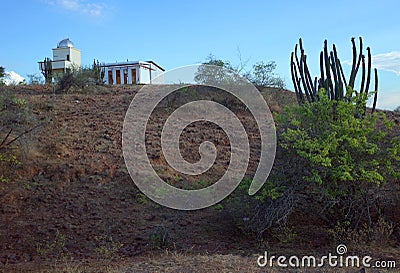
1,0 -> 400,109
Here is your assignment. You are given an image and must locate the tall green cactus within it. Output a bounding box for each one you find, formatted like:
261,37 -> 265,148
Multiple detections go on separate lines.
92,59 -> 105,84
41,57 -> 53,84
290,37 -> 378,113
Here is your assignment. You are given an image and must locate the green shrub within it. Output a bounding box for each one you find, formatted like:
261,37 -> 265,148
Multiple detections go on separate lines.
277,87 -> 400,228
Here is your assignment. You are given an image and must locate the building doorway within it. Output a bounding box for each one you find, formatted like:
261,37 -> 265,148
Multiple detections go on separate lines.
116,70 -> 121,84
131,69 -> 137,84
108,70 -> 113,85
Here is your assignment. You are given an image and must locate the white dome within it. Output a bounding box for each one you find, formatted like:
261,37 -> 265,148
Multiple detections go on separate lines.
57,38 -> 75,48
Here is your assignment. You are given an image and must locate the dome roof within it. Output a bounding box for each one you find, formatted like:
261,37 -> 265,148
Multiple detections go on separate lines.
57,38 -> 75,48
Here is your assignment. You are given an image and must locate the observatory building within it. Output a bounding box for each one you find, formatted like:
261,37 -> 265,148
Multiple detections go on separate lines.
38,38 -> 81,75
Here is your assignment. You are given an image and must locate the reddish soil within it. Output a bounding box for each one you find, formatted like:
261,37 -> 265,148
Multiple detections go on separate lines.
1,85 -> 399,272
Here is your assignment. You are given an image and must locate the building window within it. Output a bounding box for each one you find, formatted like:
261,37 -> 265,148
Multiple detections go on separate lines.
67,54 -> 70,61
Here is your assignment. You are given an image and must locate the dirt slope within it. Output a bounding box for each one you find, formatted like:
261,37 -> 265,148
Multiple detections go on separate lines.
1,85 -> 399,272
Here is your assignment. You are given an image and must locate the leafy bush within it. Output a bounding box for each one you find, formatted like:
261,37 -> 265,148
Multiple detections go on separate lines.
277,87 -> 400,228
395,106 -> 400,113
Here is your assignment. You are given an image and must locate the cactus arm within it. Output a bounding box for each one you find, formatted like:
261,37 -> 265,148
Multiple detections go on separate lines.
300,39 -> 316,100
319,51 -> 324,82
329,51 -> 340,100
348,37 -> 357,88
371,68 -> 378,113
323,40 -> 334,100
332,44 -> 345,99
365,47 -> 372,94
291,53 -> 304,105
349,37 -> 363,89
313,76 -> 318,99
295,40 -> 312,103
360,55 -> 366,94
303,55 -> 316,101
336,58 -> 347,88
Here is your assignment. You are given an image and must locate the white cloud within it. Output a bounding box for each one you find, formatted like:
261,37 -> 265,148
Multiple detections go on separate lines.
344,51 -> 400,76
3,71 -> 25,86
45,0 -> 107,18
372,51 -> 400,76
376,91 -> 400,110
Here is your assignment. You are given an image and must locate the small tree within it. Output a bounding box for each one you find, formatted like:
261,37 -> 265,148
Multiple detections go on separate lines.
195,54 -> 285,88
250,61 -> 285,88
194,55 -> 237,86
394,106 -> 400,113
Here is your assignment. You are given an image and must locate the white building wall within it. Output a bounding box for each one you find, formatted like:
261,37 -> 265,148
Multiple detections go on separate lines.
112,69 -> 117,85
52,48 -> 68,61
128,68 -> 133,84
139,65 -> 150,84
51,61 -> 69,70
151,64 -> 164,84
52,47 -> 81,70
69,48 -> 81,67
